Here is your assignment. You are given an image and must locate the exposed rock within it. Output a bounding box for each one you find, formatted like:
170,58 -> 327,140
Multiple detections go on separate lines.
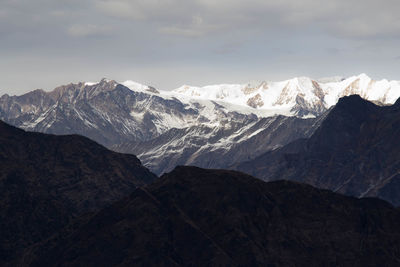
113,115 -> 321,175
246,93 -> 264,108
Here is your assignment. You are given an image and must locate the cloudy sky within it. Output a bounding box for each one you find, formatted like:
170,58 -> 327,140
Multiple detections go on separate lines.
1,0 -> 400,95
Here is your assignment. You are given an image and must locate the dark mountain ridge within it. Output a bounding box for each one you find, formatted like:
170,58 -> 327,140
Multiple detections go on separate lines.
20,166 -> 400,266
235,95 -> 400,206
0,120 -> 156,264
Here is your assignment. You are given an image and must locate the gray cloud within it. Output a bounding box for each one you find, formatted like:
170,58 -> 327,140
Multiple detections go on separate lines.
0,0 -> 399,95
3,0 -> 400,38
93,0 -> 400,38
67,24 -> 113,37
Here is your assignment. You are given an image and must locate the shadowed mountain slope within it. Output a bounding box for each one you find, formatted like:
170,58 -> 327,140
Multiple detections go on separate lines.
235,95 -> 400,206
21,166 -> 400,267
0,121 -> 156,264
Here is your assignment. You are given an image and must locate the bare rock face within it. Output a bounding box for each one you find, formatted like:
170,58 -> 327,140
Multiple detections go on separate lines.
241,83 -> 263,95
246,93 -> 264,108
274,82 -> 292,105
113,115 -> 321,175
0,80 -> 203,146
289,80 -> 327,117
236,95 -> 400,206
291,93 -> 326,117
146,86 -> 160,94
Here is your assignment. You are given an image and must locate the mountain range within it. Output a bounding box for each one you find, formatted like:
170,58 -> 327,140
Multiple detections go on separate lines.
3,126 -> 399,265
1,73 -> 400,265
235,95 -> 400,206
1,74 -> 399,175
18,167 -> 400,266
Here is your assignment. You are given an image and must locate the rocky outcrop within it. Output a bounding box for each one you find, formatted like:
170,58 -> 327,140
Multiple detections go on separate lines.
246,93 -> 264,108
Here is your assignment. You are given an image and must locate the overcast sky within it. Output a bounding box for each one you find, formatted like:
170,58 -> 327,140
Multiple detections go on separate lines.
1,0 -> 400,95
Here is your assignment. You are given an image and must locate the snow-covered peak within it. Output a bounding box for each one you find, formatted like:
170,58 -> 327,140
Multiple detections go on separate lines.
356,73 -> 371,80
84,82 -> 98,86
166,74 -> 400,116
81,74 -> 400,118
172,84 -> 245,104
122,80 -> 150,92
284,77 -> 318,97
317,76 -> 345,83
292,76 -> 313,85
321,74 -> 400,107
169,77 -> 322,115
84,78 -> 114,86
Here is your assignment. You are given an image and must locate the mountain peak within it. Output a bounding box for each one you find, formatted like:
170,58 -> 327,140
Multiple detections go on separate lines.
337,94 -> 364,103
100,77 -> 111,82
317,76 -> 345,83
293,76 -> 313,83
121,80 -> 151,92
356,73 -> 371,80
321,95 -> 378,130
335,94 -> 377,111
48,79 -> 119,101
393,97 -> 400,107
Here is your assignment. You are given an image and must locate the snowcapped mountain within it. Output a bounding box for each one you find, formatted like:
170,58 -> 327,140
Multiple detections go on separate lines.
160,73 -> 400,117
1,74 -> 399,174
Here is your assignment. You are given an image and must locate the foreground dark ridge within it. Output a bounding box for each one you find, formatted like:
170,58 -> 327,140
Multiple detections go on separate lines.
21,166 -> 400,267
236,95 -> 400,206
0,120 -> 156,264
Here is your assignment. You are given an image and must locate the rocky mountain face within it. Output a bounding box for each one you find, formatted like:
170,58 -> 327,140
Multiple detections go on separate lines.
113,115 -> 324,174
235,95 -> 400,206
20,167 -> 400,266
0,79 -> 206,146
0,120 -> 156,264
1,74 -> 399,175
